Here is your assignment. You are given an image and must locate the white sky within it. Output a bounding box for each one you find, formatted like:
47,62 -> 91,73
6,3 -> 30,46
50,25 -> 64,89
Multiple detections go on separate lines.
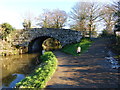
0,0 -> 114,29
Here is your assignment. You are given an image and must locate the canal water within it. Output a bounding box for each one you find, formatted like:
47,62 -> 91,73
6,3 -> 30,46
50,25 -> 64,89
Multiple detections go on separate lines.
0,53 -> 40,88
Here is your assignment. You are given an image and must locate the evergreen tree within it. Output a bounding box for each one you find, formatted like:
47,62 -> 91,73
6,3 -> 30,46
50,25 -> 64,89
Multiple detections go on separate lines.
1,23 -> 15,40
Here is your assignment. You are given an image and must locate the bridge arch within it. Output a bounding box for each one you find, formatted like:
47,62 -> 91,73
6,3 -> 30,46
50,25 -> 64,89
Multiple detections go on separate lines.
28,36 -> 62,53
12,28 -> 82,54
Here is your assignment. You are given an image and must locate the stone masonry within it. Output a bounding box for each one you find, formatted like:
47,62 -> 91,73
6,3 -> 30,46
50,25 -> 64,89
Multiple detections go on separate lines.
12,28 -> 82,47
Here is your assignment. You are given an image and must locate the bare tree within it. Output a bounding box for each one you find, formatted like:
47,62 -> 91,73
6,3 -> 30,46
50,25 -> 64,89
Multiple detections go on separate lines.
112,0 -> 120,31
23,19 -> 31,30
70,2 -> 89,37
37,9 -> 67,29
100,5 -> 116,34
51,9 -> 67,28
86,2 -> 103,38
22,11 -> 34,29
36,9 -> 52,28
70,2 -> 102,38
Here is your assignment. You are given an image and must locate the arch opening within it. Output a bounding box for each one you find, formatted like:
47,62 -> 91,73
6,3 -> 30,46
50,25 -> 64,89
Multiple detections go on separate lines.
28,36 -> 62,54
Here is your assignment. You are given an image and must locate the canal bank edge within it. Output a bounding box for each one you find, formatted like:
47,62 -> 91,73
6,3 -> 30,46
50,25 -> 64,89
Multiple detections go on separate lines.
0,40 -> 28,56
15,51 -> 58,88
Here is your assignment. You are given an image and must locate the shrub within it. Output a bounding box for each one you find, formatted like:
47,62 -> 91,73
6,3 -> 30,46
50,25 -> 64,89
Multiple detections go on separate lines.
1,23 -> 15,40
16,51 -> 58,88
101,29 -> 108,36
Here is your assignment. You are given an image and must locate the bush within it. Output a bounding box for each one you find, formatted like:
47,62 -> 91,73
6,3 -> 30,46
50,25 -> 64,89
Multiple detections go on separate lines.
16,51 -> 58,88
116,36 -> 120,44
101,29 -> 108,36
1,23 -> 15,39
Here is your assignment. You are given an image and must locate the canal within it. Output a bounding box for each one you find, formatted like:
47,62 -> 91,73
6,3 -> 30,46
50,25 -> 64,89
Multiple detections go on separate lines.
0,53 -> 40,88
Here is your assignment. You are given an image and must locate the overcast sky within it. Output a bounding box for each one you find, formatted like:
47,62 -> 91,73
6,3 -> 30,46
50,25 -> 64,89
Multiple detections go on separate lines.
0,0 -> 113,29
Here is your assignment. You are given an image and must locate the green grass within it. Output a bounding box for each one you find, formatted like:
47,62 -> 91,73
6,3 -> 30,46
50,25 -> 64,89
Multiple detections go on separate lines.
16,51 -> 58,88
61,38 -> 93,56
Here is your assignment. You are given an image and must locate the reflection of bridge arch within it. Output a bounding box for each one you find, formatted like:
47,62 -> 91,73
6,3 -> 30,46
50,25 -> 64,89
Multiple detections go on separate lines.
42,38 -> 61,51
28,36 -> 61,53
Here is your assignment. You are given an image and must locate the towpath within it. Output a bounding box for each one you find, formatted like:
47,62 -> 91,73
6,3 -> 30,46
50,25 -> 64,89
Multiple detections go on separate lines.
47,37 -> 120,88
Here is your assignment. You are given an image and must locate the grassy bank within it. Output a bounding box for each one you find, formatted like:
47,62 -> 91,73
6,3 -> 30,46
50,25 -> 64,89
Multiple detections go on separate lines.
61,38 -> 92,56
16,51 -> 58,88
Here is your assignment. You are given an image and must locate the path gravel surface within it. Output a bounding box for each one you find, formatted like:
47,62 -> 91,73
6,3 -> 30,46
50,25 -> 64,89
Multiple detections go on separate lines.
46,38 -> 120,88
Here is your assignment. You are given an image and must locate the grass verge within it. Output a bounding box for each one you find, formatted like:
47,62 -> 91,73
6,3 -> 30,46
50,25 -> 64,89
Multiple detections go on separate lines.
61,38 -> 93,56
15,51 -> 58,88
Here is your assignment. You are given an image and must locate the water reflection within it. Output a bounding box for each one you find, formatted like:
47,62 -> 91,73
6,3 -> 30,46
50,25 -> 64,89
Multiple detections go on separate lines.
2,74 -> 25,88
0,53 -> 40,88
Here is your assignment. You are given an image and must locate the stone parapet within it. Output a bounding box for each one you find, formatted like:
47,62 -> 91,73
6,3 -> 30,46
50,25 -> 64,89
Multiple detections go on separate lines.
12,28 -> 82,48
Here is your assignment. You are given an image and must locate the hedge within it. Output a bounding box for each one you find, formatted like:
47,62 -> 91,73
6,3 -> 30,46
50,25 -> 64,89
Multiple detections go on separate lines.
15,51 -> 58,88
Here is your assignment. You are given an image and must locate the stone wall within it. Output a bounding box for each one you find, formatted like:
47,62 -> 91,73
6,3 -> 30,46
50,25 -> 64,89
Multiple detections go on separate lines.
12,28 -> 82,48
0,40 -> 19,56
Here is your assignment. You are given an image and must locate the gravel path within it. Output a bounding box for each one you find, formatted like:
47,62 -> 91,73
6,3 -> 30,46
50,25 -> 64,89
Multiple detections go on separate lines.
46,37 -> 120,88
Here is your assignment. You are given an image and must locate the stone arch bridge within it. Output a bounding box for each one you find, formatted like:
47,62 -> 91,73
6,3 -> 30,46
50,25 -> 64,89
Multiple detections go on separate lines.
13,28 -> 82,53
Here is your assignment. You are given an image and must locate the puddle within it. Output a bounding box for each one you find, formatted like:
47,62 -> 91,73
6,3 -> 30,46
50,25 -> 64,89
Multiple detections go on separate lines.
105,51 -> 120,69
